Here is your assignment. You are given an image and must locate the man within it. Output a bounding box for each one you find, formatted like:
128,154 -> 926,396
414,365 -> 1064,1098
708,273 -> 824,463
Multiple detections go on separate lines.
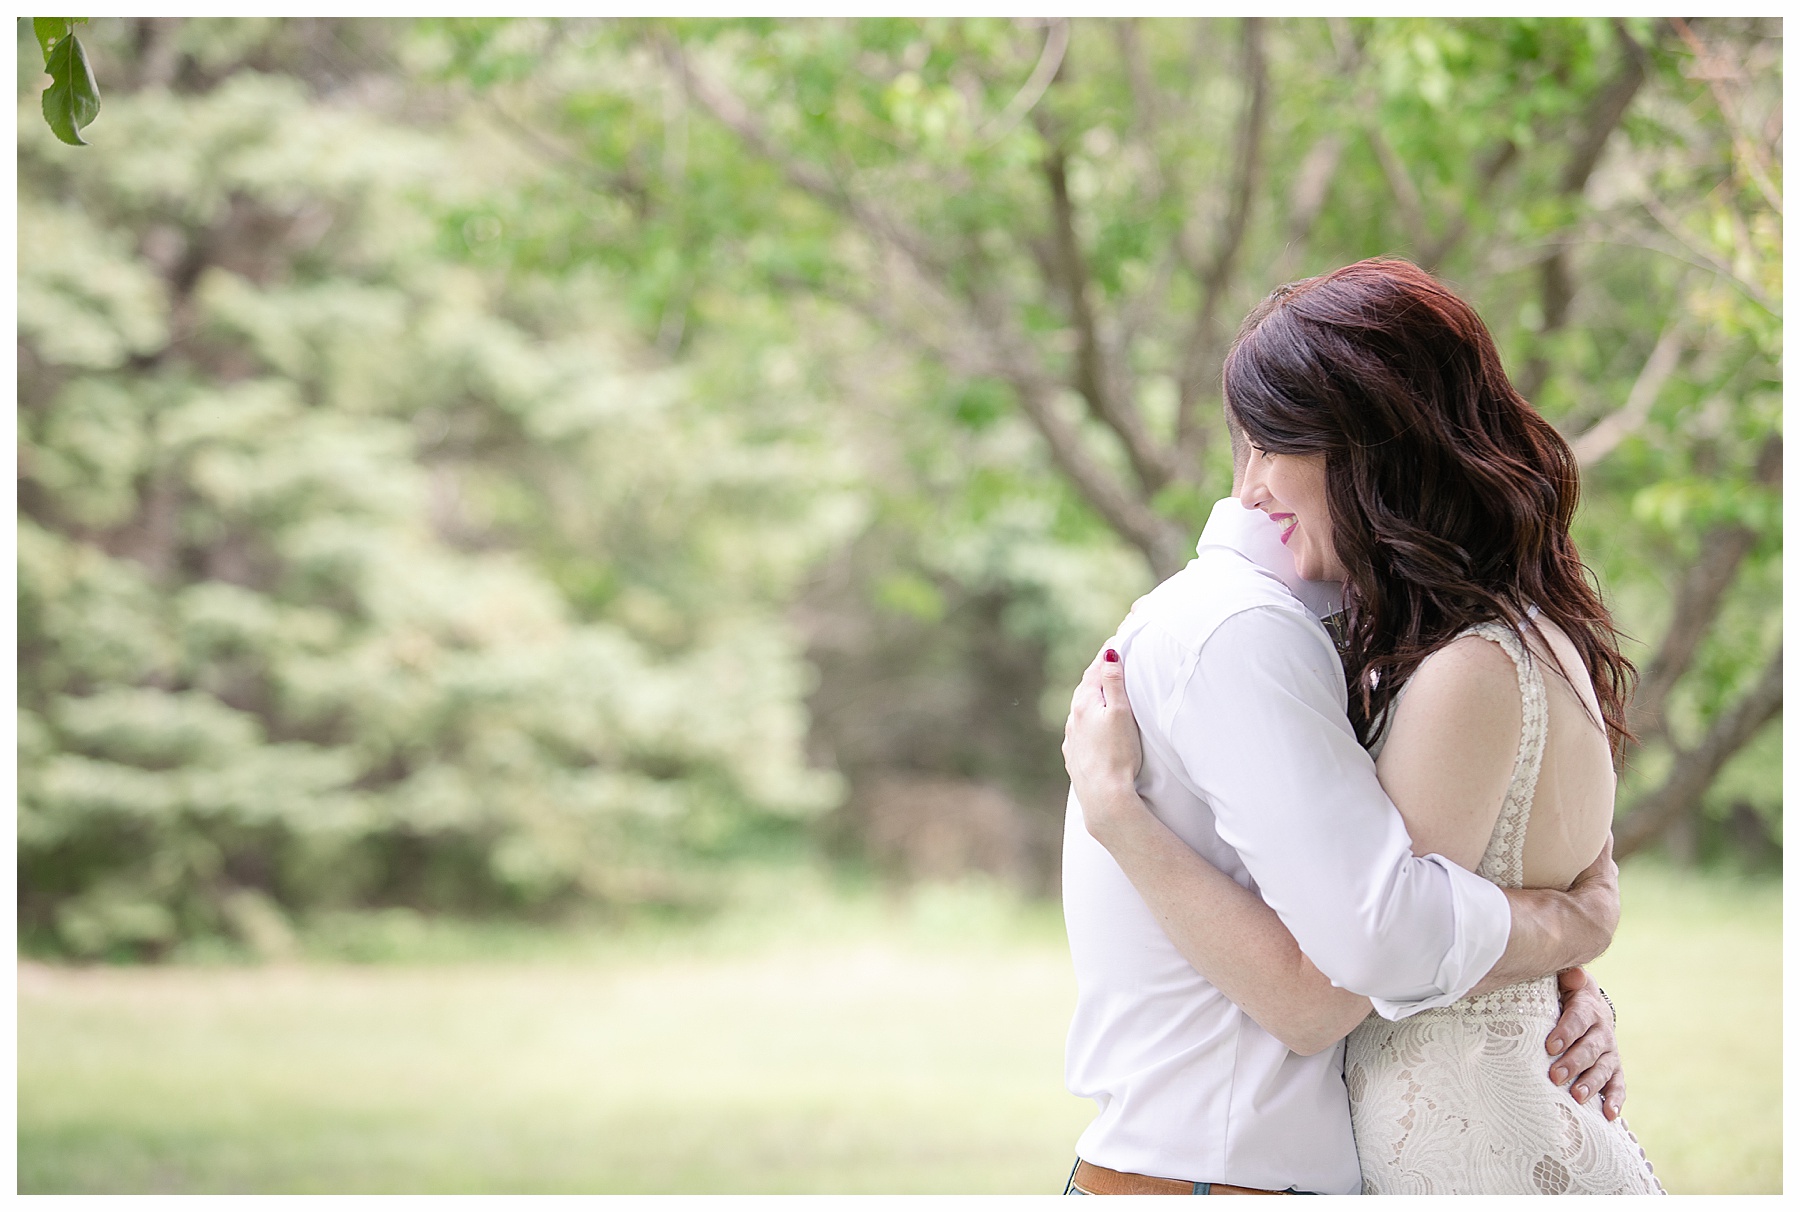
1059,438 -> 1624,1196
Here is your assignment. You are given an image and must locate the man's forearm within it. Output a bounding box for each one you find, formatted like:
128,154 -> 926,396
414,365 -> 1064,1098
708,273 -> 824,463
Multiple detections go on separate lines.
1471,883 -> 1617,997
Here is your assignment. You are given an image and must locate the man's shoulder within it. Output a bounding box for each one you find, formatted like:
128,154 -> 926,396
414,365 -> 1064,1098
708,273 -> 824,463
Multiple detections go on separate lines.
1124,545 -> 1316,659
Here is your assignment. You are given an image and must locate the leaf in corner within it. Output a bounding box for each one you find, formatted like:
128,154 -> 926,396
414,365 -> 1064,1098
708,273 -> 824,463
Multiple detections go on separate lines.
42,29 -> 101,147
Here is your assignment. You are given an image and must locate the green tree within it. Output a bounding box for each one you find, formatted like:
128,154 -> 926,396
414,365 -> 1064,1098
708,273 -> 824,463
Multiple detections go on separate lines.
446,16 -> 1779,864
18,18 -> 844,957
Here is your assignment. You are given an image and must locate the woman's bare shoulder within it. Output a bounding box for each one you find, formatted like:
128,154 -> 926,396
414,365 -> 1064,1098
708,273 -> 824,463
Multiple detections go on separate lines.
1378,633 -> 1523,871
1404,630 -> 1523,712
1386,632 -> 1525,775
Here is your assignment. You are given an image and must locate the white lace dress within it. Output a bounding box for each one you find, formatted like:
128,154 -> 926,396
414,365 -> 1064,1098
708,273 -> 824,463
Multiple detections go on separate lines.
1344,621 -> 1663,1195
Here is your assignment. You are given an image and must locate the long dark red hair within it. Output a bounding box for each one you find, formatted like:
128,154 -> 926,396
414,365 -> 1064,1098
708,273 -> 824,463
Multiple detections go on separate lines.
1223,258 -> 1635,758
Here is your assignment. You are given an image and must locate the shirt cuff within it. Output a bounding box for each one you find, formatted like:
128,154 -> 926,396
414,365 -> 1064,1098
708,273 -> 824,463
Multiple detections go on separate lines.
1368,855 -> 1512,1021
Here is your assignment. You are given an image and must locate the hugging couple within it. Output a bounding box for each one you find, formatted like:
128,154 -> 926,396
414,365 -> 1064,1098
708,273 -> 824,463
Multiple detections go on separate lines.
1055,259 -> 1662,1194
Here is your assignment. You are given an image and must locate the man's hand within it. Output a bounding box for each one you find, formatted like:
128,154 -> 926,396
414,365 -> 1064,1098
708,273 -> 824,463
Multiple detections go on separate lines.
1472,834 -> 1621,998
1562,835 -> 1622,963
1547,967 -> 1626,1121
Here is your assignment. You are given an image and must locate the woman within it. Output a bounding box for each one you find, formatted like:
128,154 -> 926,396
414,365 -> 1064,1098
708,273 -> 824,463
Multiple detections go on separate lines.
1063,259 -> 1661,1194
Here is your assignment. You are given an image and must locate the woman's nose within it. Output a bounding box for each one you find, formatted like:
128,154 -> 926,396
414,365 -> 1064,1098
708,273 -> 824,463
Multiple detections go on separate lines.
1237,467 -> 1267,509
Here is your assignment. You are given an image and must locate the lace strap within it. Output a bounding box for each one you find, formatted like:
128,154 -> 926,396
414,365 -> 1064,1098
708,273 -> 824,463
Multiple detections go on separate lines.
1460,620 -> 1548,888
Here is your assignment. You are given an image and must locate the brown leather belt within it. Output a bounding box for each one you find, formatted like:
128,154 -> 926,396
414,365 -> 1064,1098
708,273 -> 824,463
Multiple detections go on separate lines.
1071,1160 -> 1292,1195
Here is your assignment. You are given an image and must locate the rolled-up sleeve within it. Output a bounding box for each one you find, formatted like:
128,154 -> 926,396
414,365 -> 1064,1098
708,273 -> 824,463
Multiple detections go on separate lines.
1159,605 -> 1511,1019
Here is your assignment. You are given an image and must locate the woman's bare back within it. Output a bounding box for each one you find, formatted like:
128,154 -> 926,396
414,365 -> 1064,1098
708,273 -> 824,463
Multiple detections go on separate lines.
1372,615 -> 1615,893
1519,619 -> 1616,890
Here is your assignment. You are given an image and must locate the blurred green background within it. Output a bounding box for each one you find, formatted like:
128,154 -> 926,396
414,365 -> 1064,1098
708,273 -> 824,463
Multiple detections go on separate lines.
17,17 -> 1780,1195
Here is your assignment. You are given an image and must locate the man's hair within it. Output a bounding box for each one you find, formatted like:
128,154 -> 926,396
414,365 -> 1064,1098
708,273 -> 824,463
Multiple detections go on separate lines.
1222,257 -> 1635,758
1226,410 -> 1249,472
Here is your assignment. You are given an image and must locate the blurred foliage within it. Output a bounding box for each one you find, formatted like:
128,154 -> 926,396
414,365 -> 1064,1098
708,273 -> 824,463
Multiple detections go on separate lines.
438,15 -> 1777,861
18,18 -> 848,958
16,18 -> 1781,957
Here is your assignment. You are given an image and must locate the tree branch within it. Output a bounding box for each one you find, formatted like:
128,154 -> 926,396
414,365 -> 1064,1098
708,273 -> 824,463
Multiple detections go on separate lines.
1175,17 -> 1269,453
1561,21 -> 1651,197
1636,192 -> 1781,316
484,93 -> 650,213
1269,29 -> 1364,285
1113,19 -> 1161,150
1418,138 -> 1519,271
662,37 -> 949,281
1614,645 -> 1782,859
1518,21 -> 1649,399
1009,371 -> 1191,579
666,31 -> 1189,576
1039,140 -> 1170,492
963,281 -> 1190,577
977,17 -> 1070,144
802,250 -> 1187,580
1628,528 -> 1757,745
1626,434 -> 1781,745
1365,123 -> 1427,238
799,261 -> 982,379
1568,316 -> 1684,468
1282,132 -> 1346,252
1670,18 -> 1782,216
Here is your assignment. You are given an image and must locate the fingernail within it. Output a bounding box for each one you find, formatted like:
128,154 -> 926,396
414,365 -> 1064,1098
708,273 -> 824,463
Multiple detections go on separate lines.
1575,1085 -> 1589,1101
1547,1038 -> 1563,1053
1551,1067 -> 1567,1083
1104,649 -> 1119,663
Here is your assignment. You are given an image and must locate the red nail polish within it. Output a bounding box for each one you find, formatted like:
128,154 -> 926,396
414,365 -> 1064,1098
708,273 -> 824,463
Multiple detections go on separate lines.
1104,648 -> 1119,663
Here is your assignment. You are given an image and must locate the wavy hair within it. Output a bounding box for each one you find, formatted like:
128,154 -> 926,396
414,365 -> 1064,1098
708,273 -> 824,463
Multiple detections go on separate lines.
1223,258 -> 1635,758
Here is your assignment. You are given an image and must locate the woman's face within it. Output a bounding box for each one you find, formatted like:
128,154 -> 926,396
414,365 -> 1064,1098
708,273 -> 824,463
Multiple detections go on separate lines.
1237,445 -> 1348,583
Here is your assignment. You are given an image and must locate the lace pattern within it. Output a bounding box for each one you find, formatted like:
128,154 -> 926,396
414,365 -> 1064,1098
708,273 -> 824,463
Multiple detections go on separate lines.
1346,619 -> 1664,1194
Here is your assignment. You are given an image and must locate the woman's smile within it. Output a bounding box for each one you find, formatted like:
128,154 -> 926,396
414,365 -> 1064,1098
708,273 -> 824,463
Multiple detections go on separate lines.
1237,447 -> 1347,582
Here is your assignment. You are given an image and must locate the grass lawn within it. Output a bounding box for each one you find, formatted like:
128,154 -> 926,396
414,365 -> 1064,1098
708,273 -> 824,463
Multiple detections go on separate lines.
17,862 -> 1780,1194
1584,861 -> 1782,1195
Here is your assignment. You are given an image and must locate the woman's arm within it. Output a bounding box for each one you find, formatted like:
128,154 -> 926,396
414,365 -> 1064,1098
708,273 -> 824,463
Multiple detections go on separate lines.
1064,649 -> 1370,1054
1088,778 -> 1373,1054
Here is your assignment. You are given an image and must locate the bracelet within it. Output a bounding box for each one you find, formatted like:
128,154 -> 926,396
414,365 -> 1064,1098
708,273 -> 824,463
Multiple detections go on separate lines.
1595,983 -> 1616,1024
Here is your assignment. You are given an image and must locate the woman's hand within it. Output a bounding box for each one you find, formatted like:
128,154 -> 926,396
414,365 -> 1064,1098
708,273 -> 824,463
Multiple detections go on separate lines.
1063,646 -> 1149,848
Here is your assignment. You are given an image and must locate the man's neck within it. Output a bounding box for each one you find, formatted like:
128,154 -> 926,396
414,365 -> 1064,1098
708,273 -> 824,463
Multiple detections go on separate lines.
1197,498 -> 1344,620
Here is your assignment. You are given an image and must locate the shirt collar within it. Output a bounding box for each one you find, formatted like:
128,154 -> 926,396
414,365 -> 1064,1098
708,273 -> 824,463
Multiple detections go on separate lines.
1196,497 -> 1346,620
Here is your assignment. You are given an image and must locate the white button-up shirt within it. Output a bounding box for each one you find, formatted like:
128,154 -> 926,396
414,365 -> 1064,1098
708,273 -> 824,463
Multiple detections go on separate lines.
1062,498 -> 1512,1194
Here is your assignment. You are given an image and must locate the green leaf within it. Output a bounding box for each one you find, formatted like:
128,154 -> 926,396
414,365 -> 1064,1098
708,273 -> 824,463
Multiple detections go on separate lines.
41,27 -> 100,147
32,17 -> 81,65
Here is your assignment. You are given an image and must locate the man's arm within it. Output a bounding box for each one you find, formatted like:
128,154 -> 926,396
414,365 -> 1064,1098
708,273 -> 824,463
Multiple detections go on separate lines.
1071,638 -> 1622,1060
1129,610 -> 1616,1016
1081,773 -> 1624,1073
1480,835 -> 1619,994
